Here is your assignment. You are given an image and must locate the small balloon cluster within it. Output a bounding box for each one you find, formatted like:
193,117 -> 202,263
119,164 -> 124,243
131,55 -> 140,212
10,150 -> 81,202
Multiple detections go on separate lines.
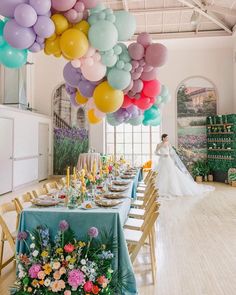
0,0 -> 170,126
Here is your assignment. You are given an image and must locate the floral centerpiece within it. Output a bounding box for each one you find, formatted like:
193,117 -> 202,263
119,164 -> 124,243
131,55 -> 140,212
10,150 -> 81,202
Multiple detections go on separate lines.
12,221 -> 129,294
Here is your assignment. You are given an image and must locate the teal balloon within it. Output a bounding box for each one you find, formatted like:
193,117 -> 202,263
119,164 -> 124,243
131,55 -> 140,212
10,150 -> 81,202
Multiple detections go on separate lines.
128,115 -> 144,126
89,20 -> 118,51
160,85 -> 169,97
144,105 -> 159,121
151,115 -> 161,126
154,96 -> 163,107
114,11 -> 136,41
0,20 -> 5,35
0,43 -> 27,68
107,68 -> 131,90
88,14 -> 98,25
101,54 -> 117,67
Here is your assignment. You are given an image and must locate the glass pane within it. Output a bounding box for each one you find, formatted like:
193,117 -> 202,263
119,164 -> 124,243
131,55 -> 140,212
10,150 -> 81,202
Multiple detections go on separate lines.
152,144 -> 157,153
134,144 -> 141,154
124,133 -> 132,143
142,133 -> 150,143
133,155 -> 142,166
107,144 -> 114,154
152,132 -> 160,144
152,126 -> 160,133
133,125 -> 141,132
142,125 -> 150,132
125,144 -> 132,154
4,68 -> 19,103
116,144 -> 124,154
142,143 -> 150,154
125,155 -> 132,164
116,124 -> 124,132
142,155 -> 149,163
116,133 -> 123,143
133,133 -> 141,143
124,124 -> 132,132
106,123 -> 114,132
106,133 -> 114,143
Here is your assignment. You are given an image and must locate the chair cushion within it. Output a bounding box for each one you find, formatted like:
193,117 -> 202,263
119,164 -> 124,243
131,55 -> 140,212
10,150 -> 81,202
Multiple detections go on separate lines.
125,218 -> 144,230
124,228 -> 142,243
132,200 -> 144,207
129,208 -> 145,217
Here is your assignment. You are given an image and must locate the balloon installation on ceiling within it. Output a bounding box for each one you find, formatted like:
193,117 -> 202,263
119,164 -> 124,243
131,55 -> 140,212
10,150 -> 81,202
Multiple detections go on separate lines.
0,0 -> 170,126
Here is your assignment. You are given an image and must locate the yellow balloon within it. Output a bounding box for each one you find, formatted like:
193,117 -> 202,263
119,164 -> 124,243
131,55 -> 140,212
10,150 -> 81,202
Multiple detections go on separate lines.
60,29 -> 89,60
87,109 -> 102,124
75,91 -> 88,105
45,37 -> 61,56
74,20 -> 90,36
47,32 -> 57,41
94,82 -> 124,113
51,14 -> 69,35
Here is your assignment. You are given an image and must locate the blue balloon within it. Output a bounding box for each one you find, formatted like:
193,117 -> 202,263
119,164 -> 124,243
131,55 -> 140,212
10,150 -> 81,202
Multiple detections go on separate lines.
0,43 -> 27,68
107,68 -> 131,90
114,11 -> 136,41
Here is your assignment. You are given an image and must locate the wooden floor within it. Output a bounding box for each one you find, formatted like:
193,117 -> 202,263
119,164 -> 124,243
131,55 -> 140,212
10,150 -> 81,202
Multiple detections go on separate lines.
1,182 -> 236,295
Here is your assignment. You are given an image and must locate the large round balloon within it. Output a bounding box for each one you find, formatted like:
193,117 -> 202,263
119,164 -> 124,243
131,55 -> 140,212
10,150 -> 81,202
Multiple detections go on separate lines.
107,68 -> 131,90
93,81 -> 124,113
45,36 -> 61,56
29,0 -> 51,15
142,80 -> 161,98
81,61 -> 106,82
4,19 -> 36,49
74,20 -> 90,36
14,3 -> 37,28
87,109 -> 102,124
33,16 -> 55,38
128,43 -> 144,61
0,43 -> 27,68
51,0 -> 76,12
63,62 -> 81,87
60,29 -> 88,60
89,20 -> 118,51
137,32 -> 152,48
114,11 -> 136,41
140,68 -> 157,81
51,14 -> 69,35
145,43 -> 168,67
0,0 -> 27,18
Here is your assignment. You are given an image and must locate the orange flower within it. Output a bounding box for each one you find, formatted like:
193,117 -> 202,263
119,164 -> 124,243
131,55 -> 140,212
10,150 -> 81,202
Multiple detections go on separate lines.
37,271 -> 46,280
53,271 -> 61,280
31,279 -> 39,288
59,267 -> 66,275
43,264 -> 52,275
92,285 -> 100,294
39,279 -> 44,285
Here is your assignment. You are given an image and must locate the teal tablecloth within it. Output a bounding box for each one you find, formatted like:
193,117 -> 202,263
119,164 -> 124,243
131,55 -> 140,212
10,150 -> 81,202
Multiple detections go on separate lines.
131,168 -> 142,198
17,177 -> 140,295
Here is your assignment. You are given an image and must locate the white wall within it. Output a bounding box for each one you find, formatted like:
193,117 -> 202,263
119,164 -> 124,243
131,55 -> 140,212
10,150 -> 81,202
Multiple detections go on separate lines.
30,35 -> 235,152
0,105 -> 52,190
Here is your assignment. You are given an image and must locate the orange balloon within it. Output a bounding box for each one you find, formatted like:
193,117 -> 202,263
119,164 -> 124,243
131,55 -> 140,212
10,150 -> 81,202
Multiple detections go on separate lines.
87,109 -> 102,124
75,91 -> 88,105
60,29 -> 89,60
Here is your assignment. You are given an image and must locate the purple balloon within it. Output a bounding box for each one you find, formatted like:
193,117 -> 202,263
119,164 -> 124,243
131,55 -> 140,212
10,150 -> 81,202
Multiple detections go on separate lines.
65,84 -> 77,95
63,62 -> 82,87
14,4 -> 37,28
4,19 -> 36,49
140,68 -> 158,81
0,0 -> 27,18
36,36 -> 44,44
78,80 -> 95,97
128,43 -> 144,61
33,16 -> 55,38
29,42 -> 41,52
145,43 -> 168,67
126,105 -> 140,119
29,0 -> 51,15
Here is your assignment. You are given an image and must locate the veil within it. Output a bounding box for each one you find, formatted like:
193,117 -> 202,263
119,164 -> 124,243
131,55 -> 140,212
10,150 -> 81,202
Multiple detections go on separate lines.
169,145 -> 194,181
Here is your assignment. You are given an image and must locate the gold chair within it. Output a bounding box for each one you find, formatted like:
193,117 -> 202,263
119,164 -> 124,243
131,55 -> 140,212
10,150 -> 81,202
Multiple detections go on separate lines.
32,187 -> 47,198
0,202 -> 18,275
44,181 -> 61,193
14,193 -> 34,212
124,211 -> 159,283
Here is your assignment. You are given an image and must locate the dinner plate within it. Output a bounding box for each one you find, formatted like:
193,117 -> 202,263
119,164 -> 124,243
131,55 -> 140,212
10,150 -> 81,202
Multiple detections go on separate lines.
95,199 -> 123,207
32,198 -> 59,207
109,186 -> 128,192
121,175 -> 135,179
103,193 -> 127,199
113,180 -> 130,186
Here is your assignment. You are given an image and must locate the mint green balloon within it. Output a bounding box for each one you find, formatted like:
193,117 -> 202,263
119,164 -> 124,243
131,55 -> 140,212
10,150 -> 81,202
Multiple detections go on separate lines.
89,20 -> 118,51
114,11 -> 136,41
144,105 -> 159,121
151,115 -> 161,126
128,115 -> 144,126
107,68 -> 131,90
0,43 -> 27,68
101,53 -> 117,67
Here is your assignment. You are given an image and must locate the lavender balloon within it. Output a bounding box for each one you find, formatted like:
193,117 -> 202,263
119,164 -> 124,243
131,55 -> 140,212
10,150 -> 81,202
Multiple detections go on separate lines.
29,0 -> 51,15
63,62 -> 82,87
29,42 -> 41,52
33,16 -> 55,38
65,83 -> 77,95
4,19 -> 36,49
78,80 -> 95,97
0,0 -> 27,18
14,4 -> 37,28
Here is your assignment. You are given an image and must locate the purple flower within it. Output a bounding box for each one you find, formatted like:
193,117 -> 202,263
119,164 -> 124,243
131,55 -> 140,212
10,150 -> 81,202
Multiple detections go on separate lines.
28,264 -> 41,279
17,231 -> 28,241
59,220 -> 69,232
88,227 -> 99,238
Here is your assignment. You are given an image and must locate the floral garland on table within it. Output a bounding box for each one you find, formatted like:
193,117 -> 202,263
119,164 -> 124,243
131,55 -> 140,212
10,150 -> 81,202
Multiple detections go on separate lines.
12,221 -> 128,295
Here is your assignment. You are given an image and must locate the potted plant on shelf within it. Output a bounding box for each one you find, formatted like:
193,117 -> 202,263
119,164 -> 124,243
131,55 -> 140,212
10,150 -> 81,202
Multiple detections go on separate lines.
192,160 -> 210,182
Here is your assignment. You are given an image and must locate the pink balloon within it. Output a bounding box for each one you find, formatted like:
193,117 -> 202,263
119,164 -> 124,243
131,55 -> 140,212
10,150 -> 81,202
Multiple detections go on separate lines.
137,32 -> 152,48
143,64 -> 153,72
140,68 -> 158,81
94,108 -> 106,119
74,1 -> 85,12
86,98 -> 95,109
51,0 -> 76,12
128,43 -> 144,61
64,9 -> 78,22
131,71 -> 141,80
85,47 -> 96,57
71,59 -> 81,68
145,43 -> 168,67
80,0 -> 100,9
134,96 -> 152,110
131,79 -> 143,93
81,61 -> 106,82
142,80 -> 161,98
84,57 -> 94,66
122,95 -> 133,108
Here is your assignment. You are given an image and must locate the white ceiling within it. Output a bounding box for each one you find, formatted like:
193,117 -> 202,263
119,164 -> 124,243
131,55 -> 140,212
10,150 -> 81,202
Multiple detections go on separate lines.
105,0 -> 236,39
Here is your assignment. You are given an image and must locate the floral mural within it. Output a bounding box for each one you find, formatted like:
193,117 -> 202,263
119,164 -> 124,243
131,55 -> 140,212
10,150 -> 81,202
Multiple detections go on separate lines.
53,84 -> 89,175
177,77 -> 217,169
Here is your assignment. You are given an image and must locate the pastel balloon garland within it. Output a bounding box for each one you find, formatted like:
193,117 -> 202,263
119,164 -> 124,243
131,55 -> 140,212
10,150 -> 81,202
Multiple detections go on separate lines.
0,0 -> 171,126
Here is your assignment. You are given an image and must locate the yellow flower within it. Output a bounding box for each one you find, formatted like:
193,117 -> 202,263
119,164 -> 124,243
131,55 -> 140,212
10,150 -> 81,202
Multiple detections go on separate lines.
81,186 -> 86,194
69,257 -> 76,264
39,279 -> 44,286
41,251 -> 48,258
31,279 -> 39,288
78,241 -> 86,248
101,244 -> 106,250
56,248 -> 63,254
43,264 -> 52,275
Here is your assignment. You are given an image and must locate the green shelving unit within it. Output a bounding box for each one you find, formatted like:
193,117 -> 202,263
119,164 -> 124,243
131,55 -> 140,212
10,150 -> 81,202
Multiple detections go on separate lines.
206,114 -> 236,182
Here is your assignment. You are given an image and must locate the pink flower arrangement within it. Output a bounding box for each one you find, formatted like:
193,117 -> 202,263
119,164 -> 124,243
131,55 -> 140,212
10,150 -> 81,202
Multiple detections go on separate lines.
68,269 -> 85,289
83,281 -> 93,292
28,264 -> 41,279
64,243 -> 75,253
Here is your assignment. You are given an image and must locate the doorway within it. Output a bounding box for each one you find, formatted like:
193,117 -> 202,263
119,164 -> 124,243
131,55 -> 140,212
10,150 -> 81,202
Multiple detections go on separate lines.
38,123 -> 49,181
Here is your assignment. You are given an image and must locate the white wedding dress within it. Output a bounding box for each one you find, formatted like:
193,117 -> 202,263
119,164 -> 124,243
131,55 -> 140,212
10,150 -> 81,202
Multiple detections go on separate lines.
154,143 -> 214,197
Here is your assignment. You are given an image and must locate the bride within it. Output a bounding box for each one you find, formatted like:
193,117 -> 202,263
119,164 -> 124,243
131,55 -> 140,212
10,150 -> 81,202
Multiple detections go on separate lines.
154,134 -> 214,197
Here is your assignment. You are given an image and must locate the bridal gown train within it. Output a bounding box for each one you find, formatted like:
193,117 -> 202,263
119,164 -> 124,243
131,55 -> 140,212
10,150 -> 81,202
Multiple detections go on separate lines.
154,144 -> 215,197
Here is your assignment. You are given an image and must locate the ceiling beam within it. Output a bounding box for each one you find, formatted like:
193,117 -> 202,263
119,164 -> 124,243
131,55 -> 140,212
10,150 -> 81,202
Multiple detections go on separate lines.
206,5 -> 236,16
133,30 -> 230,40
176,0 -> 232,34
129,7 -> 192,14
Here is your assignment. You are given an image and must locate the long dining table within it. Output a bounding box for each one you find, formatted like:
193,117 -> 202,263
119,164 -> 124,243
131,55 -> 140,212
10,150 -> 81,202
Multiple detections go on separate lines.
17,170 -> 142,295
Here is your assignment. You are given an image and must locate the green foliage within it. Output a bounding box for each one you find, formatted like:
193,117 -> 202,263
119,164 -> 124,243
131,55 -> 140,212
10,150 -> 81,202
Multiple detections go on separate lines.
192,160 -> 210,178
189,119 -> 206,126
